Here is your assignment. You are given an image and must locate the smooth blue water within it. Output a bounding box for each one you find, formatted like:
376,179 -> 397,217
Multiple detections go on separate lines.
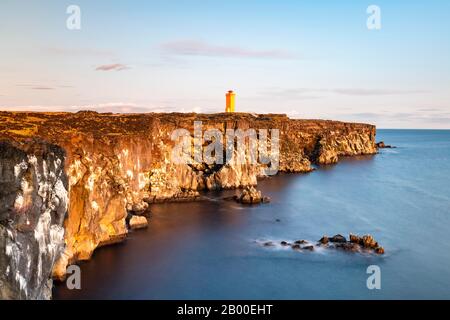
54,130 -> 450,299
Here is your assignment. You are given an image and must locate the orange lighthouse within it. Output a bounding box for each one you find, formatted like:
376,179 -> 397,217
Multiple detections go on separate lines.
225,90 -> 236,113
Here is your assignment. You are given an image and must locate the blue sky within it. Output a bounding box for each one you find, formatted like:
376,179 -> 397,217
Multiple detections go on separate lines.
0,0 -> 449,128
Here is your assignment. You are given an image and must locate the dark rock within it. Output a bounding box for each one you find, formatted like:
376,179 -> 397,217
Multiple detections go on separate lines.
319,236 -> 329,245
262,196 -> 271,203
335,242 -> 359,252
263,241 -> 275,247
376,141 -> 395,149
303,245 -> 315,251
375,247 -> 385,255
294,240 -> 308,245
376,141 -> 386,148
329,234 -> 347,243
292,244 -> 302,250
280,241 -> 290,246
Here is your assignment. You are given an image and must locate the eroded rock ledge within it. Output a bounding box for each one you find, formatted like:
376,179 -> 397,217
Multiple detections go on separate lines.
0,111 -> 376,299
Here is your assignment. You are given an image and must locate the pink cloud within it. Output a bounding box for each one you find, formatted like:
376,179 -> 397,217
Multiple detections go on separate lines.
161,40 -> 295,59
95,64 -> 130,71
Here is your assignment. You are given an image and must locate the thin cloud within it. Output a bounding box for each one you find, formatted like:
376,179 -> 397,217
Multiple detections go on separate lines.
334,112 -> 450,126
31,86 -> 55,90
0,103 -> 158,114
16,84 -> 73,89
331,88 -> 428,96
83,103 -> 148,113
47,47 -> 114,57
161,40 -> 296,59
416,107 -> 444,112
263,88 -> 427,98
95,64 -> 130,71
0,102 -> 211,114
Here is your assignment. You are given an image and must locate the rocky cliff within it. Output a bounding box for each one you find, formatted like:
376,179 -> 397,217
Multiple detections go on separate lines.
0,111 -> 376,299
0,140 -> 67,299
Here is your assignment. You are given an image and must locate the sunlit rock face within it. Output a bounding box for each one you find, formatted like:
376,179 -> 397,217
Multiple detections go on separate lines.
0,141 -> 68,299
0,111 -> 377,297
314,130 -> 377,165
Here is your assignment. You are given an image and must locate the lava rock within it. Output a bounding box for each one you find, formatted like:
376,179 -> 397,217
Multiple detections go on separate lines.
319,236 -> 329,245
376,141 -> 395,149
335,242 -> 359,252
129,215 -> 148,230
235,186 -> 268,205
375,247 -> 385,255
329,234 -> 347,243
262,196 -> 271,203
348,234 -> 385,254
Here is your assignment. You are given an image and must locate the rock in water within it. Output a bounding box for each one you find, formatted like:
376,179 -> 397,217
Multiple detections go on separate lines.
129,215 -> 148,230
334,242 -> 359,252
376,141 -> 395,149
319,236 -> 329,245
345,234 -> 385,254
261,233 -> 384,255
376,141 -> 386,148
235,186 -> 268,205
375,247 -> 385,254
329,234 -> 347,243
126,201 -> 149,215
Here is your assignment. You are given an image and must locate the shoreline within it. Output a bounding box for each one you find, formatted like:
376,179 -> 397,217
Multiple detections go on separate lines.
0,112 -> 377,299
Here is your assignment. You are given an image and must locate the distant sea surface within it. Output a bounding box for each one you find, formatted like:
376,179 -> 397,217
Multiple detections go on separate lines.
54,130 -> 450,299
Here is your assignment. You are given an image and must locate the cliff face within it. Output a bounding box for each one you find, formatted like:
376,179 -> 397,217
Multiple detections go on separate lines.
0,141 -> 68,299
0,111 -> 376,299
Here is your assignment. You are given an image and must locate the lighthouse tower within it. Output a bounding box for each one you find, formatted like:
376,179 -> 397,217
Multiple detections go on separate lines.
225,90 -> 235,113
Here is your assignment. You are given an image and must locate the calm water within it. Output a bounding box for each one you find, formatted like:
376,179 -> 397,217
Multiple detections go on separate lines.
54,130 -> 450,300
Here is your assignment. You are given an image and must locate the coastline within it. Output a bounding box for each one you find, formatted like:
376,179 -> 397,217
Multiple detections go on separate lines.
0,111 -> 377,299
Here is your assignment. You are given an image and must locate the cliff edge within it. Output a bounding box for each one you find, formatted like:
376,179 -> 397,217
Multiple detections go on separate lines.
0,111 -> 376,299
